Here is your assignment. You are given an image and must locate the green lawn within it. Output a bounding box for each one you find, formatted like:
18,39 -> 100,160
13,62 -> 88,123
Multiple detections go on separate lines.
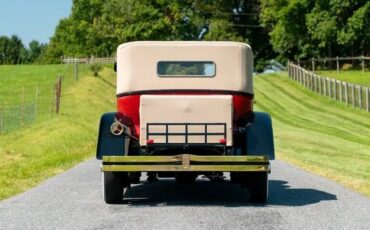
0,64 -> 90,91
0,67 -> 116,200
316,70 -> 370,87
254,73 -> 370,196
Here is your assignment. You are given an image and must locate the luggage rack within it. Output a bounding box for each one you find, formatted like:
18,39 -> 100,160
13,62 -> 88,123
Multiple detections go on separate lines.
146,123 -> 227,146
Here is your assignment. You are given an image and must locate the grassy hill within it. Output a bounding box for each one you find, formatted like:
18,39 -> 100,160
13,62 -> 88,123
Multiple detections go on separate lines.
254,73 -> 370,196
0,66 -> 116,199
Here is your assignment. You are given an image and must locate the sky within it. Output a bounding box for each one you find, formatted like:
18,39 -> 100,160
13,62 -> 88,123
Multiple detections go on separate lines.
0,0 -> 72,47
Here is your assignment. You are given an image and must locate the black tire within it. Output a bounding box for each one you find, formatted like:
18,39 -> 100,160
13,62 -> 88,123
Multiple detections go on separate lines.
103,172 -> 129,204
175,173 -> 197,183
245,172 -> 268,203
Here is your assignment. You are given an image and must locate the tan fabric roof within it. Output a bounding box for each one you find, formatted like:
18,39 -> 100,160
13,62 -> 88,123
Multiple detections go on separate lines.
116,41 -> 253,95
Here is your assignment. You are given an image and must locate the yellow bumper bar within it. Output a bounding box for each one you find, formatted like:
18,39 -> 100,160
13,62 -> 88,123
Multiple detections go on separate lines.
102,154 -> 270,172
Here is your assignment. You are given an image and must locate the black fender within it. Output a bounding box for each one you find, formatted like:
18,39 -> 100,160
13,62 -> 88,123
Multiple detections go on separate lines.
246,112 -> 275,160
96,112 -> 126,160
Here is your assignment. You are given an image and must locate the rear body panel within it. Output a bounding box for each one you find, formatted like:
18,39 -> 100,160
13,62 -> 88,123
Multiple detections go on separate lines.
140,95 -> 233,146
117,91 -> 253,140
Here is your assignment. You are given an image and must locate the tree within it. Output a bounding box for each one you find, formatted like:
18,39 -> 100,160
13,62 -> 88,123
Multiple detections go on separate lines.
8,35 -> 24,64
45,0 -> 275,69
0,36 -> 10,64
260,0 -> 370,60
0,35 -> 25,64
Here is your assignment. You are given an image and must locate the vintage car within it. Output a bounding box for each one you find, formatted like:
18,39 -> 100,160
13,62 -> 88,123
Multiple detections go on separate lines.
97,41 -> 274,203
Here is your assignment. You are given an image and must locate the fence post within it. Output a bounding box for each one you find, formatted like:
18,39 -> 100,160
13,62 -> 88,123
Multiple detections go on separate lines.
333,80 -> 337,100
49,85 -> 53,119
366,88 -> 369,112
312,74 -> 315,92
345,83 -> 349,105
21,87 -> 25,125
306,71 -> 309,88
351,84 -> 355,107
318,75 -> 322,95
0,100 -> 3,130
74,62 -> 79,81
304,71 -> 308,88
339,81 -> 342,102
55,76 -> 62,114
361,56 -> 365,73
35,86 -> 38,118
312,58 -> 315,73
323,78 -> 327,96
301,68 -> 304,85
328,78 -> 332,98
358,86 -> 362,109
336,56 -> 339,74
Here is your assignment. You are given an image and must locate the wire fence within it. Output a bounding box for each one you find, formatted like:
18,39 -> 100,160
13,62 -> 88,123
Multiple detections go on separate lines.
0,63 -> 91,134
0,82 -> 58,133
288,62 -> 370,112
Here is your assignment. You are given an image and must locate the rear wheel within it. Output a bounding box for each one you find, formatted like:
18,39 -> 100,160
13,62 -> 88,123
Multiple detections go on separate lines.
245,172 -> 268,203
102,172 -> 129,204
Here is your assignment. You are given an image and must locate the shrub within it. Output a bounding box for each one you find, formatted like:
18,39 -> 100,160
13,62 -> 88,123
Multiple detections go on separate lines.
342,63 -> 352,71
90,63 -> 103,76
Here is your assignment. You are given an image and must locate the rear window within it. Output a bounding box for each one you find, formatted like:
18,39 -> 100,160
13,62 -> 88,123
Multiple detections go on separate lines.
157,61 -> 216,77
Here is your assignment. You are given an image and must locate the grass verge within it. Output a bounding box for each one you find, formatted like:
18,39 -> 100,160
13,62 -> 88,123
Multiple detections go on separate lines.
254,73 -> 370,197
0,68 -> 115,200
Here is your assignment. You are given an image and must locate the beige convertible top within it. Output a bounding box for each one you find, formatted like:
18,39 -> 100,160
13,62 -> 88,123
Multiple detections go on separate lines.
116,41 -> 253,95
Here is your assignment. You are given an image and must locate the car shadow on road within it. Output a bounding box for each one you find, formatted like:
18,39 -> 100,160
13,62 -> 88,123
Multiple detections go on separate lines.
268,180 -> 337,206
119,179 -> 336,207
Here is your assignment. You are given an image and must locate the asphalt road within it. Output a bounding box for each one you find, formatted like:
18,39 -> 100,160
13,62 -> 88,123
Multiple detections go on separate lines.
0,159 -> 369,230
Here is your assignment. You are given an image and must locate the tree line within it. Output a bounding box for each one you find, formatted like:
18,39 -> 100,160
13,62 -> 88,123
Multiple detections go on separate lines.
1,0 -> 369,70
0,35 -> 47,64
260,0 -> 370,61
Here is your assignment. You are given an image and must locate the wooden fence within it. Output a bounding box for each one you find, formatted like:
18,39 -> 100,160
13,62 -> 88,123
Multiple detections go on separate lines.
62,57 -> 115,64
288,62 -> 370,112
297,56 -> 370,73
